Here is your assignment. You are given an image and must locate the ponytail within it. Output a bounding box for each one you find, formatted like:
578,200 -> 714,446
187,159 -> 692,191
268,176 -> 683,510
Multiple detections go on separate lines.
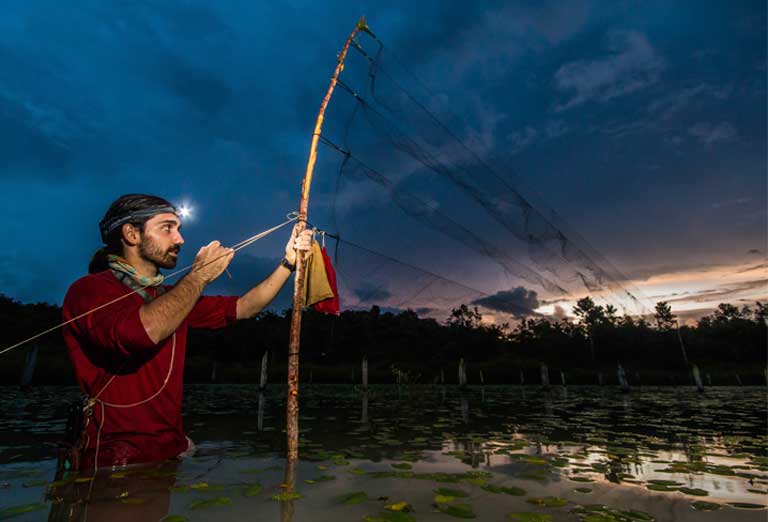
88,245 -> 120,274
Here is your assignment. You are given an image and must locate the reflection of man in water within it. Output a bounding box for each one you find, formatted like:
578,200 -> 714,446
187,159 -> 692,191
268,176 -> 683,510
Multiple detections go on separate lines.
62,194 -> 311,470
48,461 -> 180,522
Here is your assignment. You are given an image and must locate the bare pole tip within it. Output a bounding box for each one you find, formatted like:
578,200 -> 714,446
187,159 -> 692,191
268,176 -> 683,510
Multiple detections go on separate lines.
357,16 -> 372,35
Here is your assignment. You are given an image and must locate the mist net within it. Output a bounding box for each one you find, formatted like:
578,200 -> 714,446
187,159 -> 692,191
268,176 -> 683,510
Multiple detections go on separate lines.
306,32 -> 649,324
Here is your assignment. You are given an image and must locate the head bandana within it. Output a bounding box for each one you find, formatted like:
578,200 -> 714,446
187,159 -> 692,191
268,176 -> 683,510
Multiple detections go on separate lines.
99,205 -> 178,243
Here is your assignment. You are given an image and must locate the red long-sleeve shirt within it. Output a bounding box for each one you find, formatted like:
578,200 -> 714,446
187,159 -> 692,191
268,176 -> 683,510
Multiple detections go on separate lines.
62,270 -> 238,469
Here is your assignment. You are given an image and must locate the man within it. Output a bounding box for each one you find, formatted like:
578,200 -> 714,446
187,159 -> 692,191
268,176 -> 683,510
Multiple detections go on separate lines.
62,194 -> 311,470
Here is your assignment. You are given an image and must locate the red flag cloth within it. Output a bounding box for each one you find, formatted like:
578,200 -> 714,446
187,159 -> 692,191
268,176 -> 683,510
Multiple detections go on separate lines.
313,246 -> 340,315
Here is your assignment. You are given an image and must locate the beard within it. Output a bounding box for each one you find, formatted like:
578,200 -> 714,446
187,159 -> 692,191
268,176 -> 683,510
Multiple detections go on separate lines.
139,236 -> 180,269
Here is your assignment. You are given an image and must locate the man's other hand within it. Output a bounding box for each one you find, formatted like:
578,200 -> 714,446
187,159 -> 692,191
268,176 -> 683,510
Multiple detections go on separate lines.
284,226 -> 313,265
191,241 -> 235,284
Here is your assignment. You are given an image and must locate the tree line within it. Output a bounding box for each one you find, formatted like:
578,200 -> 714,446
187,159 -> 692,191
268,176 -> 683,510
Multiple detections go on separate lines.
0,293 -> 765,386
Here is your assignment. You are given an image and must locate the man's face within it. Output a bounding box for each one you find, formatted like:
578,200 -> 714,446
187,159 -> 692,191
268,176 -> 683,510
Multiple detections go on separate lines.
138,213 -> 184,269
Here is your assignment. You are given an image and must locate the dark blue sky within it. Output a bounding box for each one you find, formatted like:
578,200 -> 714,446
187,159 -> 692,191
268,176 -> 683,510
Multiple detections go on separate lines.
1,1 -> 765,321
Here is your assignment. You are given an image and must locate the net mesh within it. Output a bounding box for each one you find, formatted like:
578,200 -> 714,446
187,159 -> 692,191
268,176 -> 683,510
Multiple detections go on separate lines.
308,33 -> 650,323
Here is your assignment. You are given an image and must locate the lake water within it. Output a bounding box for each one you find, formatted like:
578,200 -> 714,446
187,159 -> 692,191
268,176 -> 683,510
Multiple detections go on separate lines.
1,385 -> 766,521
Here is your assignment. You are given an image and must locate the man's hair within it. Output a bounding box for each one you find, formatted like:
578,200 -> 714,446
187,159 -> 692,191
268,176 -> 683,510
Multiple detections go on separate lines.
88,194 -> 177,273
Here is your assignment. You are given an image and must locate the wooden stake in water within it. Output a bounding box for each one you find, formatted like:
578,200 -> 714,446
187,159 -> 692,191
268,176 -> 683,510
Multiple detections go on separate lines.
560,371 -> 566,387
519,369 -> 525,386
285,17 -> 371,488
20,344 -> 38,388
257,392 -> 265,432
675,320 -> 689,366
211,360 -> 217,383
692,364 -> 704,393
479,370 -> 485,386
361,391 -> 369,424
259,351 -> 268,392
458,358 -> 467,387
540,363 -> 550,388
617,363 -> 629,393
362,356 -> 369,391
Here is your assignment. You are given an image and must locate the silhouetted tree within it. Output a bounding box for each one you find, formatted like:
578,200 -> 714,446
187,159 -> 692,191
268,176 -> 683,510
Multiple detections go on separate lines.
654,301 -> 676,331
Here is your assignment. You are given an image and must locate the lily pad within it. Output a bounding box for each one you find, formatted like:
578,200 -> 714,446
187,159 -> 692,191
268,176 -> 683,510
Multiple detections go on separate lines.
646,484 -> 677,492
435,488 -> 469,498
243,484 -> 263,497
392,463 -> 413,470
436,502 -> 476,518
570,504 -> 654,522
305,475 -> 336,484
727,503 -> 766,509
0,503 -> 47,520
481,484 -> 526,496
189,497 -> 232,509
677,487 -> 708,496
339,491 -> 368,505
271,491 -> 302,501
384,501 -> 412,512
691,501 -> 721,511
507,514 -> 553,522
364,512 -> 417,522
619,510 -> 654,521
646,480 -> 683,486
160,516 -> 188,522
575,487 -> 593,493
526,497 -> 568,508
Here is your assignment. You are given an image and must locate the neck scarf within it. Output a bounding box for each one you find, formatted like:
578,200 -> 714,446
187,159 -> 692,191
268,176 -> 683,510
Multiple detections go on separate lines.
107,255 -> 165,287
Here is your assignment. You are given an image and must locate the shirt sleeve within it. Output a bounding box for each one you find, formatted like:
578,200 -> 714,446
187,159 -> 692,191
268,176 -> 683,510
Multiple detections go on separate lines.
187,295 -> 239,329
63,275 -> 158,356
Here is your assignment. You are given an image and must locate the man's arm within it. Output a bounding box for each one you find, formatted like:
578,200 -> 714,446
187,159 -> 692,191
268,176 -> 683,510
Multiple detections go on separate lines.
140,241 -> 233,344
236,226 -> 313,320
236,264 -> 292,319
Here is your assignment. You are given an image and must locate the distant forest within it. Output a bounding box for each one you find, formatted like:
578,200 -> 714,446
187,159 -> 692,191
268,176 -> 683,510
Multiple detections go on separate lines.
1,294 -> 765,386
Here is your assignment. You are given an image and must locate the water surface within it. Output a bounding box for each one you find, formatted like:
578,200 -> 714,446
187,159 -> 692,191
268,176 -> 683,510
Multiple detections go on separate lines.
1,385 -> 765,521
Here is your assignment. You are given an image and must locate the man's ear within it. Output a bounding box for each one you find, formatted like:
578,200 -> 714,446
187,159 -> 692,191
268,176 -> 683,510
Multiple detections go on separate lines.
121,223 -> 141,246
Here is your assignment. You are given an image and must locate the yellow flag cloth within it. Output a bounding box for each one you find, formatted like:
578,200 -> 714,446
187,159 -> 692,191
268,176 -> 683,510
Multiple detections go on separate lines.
303,240 -> 335,307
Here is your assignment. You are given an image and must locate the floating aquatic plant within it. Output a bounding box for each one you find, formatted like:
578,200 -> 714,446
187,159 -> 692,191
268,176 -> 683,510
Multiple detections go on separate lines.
526,497 -> 568,508
690,501 -> 721,511
338,491 -> 368,505
243,483 -> 263,496
189,497 -> 232,509
507,513 -> 553,522
481,484 -> 526,496
271,491 -> 302,501
434,487 -> 469,497
436,502 -> 476,518
0,503 -> 47,519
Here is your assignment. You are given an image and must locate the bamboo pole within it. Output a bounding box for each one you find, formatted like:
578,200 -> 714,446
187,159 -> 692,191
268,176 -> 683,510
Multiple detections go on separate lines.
285,17 -> 370,489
